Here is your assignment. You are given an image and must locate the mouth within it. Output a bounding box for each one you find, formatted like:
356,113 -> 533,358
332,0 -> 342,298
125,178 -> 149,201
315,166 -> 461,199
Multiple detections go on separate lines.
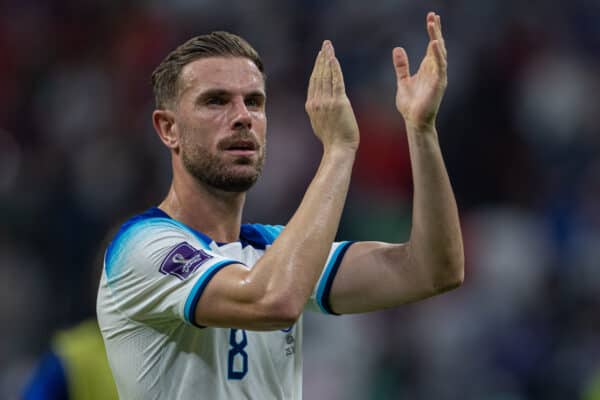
223,140 -> 258,156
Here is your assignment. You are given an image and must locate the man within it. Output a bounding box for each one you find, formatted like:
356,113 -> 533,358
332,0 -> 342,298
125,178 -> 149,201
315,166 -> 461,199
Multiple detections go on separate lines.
97,11 -> 463,399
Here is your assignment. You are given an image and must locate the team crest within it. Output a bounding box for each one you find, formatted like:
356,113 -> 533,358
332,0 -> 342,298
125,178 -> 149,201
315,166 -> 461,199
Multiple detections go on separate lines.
159,242 -> 212,280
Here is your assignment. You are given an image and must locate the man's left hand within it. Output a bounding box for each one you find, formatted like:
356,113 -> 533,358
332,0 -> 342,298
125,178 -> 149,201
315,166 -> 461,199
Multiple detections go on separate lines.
393,12 -> 448,131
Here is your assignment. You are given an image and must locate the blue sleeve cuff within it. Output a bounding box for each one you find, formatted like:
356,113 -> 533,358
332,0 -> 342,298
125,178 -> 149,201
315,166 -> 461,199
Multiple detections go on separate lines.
184,260 -> 241,327
316,241 -> 356,315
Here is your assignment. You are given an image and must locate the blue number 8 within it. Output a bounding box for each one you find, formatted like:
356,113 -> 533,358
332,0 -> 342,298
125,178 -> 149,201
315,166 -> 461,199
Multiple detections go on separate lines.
228,329 -> 248,379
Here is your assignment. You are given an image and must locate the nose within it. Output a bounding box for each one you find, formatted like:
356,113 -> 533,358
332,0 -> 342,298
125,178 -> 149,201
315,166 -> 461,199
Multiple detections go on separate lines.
231,98 -> 252,131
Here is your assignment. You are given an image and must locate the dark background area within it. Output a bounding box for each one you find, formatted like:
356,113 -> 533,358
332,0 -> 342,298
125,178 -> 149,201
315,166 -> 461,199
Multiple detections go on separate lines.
1,1 -> 599,399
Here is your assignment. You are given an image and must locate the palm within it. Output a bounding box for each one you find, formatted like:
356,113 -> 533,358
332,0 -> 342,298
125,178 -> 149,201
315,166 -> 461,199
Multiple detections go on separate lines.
394,13 -> 447,130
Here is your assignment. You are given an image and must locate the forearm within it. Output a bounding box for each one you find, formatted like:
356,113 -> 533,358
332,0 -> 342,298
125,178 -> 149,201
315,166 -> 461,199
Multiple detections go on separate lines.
406,124 -> 463,291
245,147 -> 356,318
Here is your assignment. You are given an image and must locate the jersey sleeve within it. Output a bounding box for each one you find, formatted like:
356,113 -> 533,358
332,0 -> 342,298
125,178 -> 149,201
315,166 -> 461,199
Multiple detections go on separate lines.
246,224 -> 355,315
103,218 -> 240,327
305,241 -> 355,315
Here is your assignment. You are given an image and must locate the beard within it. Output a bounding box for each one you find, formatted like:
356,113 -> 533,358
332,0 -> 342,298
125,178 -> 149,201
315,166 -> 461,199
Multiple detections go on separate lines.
181,134 -> 265,193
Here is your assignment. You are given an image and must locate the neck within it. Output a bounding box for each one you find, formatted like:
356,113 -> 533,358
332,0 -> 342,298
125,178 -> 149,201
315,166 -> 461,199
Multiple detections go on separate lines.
159,167 -> 246,243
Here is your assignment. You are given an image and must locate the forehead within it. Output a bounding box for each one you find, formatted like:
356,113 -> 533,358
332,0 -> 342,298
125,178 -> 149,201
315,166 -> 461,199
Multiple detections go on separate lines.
179,57 -> 265,96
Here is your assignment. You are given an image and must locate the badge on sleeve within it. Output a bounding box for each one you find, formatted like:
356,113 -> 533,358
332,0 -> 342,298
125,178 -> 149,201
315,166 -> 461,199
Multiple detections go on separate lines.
159,242 -> 213,280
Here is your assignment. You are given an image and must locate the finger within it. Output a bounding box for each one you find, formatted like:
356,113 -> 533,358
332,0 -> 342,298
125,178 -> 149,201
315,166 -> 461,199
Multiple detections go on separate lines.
426,12 -> 437,40
309,42 -> 328,98
431,40 -> 447,75
426,13 -> 447,62
392,47 -> 410,82
434,14 -> 447,59
307,49 -> 323,99
322,41 -> 333,96
307,55 -> 316,99
331,56 -> 346,96
314,42 -> 328,97
426,13 -> 442,41
426,13 -> 436,42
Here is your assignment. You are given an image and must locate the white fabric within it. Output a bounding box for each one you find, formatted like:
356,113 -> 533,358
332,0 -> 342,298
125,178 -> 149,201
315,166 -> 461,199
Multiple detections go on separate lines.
97,210 -> 351,400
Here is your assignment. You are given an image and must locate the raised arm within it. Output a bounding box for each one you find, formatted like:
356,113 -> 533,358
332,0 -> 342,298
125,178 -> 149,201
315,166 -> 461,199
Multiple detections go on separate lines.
195,41 -> 360,330
329,12 -> 464,314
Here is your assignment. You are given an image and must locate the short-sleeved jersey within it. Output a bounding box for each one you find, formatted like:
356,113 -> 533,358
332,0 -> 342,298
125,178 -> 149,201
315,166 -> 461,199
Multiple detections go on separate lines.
97,207 -> 353,400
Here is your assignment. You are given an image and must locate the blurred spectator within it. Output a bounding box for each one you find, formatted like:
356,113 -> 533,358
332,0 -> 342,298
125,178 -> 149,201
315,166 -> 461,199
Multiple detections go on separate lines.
21,319 -> 118,400
1,0 -> 599,399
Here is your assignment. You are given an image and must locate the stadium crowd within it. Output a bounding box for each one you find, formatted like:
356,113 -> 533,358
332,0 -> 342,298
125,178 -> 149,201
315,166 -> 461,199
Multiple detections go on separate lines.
1,0 -> 599,398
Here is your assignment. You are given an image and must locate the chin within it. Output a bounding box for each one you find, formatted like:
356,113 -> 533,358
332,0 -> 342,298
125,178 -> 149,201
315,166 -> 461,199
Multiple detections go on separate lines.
212,167 -> 261,193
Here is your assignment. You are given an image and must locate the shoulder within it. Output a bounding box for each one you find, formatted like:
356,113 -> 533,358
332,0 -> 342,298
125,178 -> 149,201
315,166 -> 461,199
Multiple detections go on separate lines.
110,207 -> 209,245
104,208 -> 211,279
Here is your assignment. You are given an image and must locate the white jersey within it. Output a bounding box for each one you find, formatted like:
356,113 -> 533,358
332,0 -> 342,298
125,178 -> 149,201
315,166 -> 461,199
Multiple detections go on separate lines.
97,207 -> 353,400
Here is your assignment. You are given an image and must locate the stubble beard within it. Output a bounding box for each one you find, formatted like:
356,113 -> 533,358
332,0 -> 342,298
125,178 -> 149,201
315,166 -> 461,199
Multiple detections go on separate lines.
181,140 -> 265,193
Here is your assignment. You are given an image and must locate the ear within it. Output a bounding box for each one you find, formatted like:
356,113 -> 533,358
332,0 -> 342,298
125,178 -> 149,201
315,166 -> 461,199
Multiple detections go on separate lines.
152,109 -> 179,150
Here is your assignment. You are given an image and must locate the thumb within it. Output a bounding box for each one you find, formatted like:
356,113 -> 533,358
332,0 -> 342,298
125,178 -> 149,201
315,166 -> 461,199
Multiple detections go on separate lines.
392,47 -> 410,82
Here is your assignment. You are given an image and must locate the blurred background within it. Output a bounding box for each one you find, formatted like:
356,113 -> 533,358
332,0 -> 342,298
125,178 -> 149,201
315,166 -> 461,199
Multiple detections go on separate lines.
1,0 -> 599,399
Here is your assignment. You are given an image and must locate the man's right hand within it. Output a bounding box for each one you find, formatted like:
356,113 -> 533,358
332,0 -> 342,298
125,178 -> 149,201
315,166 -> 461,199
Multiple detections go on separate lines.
305,41 -> 360,152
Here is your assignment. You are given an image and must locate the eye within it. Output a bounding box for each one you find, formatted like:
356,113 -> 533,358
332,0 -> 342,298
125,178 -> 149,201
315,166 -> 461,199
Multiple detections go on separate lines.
206,96 -> 227,105
245,97 -> 263,108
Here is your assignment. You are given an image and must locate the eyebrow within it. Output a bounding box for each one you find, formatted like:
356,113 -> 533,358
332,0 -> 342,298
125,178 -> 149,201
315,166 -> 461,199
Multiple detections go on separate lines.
194,89 -> 266,104
245,91 -> 266,99
194,89 -> 228,104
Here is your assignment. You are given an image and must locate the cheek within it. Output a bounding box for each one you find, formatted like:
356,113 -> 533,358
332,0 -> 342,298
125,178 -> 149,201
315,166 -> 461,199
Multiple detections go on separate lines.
253,113 -> 267,137
179,125 -> 212,152
212,111 -> 229,127
195,112 -> 229,146
186,108 -> 226,132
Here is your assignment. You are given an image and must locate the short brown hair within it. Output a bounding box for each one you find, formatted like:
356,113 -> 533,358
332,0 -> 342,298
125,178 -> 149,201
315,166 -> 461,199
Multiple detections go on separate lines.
151,31 -> 265,109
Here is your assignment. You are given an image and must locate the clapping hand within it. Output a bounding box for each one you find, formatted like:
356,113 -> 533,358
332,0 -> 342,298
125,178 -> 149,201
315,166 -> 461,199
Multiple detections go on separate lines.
306,41 -> 360,152
393,12 -> 448,131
